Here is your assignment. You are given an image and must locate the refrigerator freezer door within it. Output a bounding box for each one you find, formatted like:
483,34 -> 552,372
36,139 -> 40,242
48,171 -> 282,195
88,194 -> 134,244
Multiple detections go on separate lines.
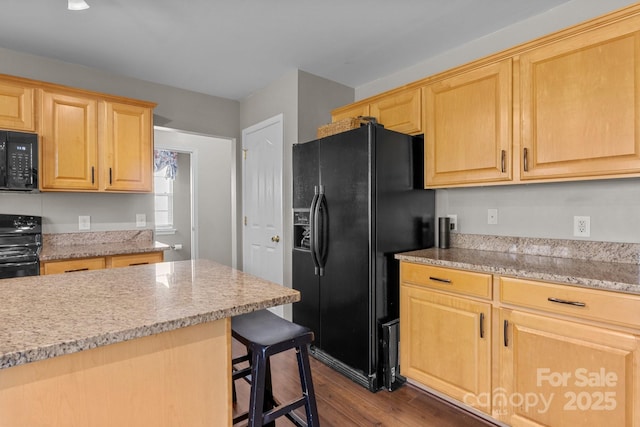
293,141 -> 319,210
292,141 -> 322,347
292,248 -> 321,347
317,126 -> 372,377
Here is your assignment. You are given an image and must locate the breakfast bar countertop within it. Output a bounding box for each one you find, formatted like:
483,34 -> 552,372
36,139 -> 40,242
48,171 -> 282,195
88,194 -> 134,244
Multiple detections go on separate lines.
0,259 -> 299,369
395,246 -> 640,295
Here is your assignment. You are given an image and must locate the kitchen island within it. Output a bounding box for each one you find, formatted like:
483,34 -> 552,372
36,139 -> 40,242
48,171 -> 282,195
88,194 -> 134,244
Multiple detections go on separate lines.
0,259 -> 300,427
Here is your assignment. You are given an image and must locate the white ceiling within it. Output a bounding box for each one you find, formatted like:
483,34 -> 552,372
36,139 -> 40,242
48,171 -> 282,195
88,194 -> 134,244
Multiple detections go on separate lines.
0,0 -> 573,101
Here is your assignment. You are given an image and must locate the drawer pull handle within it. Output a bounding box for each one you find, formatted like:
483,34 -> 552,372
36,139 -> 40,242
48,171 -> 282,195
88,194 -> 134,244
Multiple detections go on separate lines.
479,313 -> 485,338
429,276 -> 451,284
64,268 -> 90,273
503,320 -> 509,347
129,262 -> 149,266
547,297 -> 586,307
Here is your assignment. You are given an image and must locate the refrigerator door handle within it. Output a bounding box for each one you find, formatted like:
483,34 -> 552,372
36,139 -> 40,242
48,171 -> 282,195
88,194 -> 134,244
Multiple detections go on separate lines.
309,186 -> 320,275
316,185 -> 328,276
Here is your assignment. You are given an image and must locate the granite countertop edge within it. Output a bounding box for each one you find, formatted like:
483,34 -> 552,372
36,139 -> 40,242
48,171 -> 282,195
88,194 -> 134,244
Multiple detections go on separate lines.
0,260 -> 300,369
0,295 -> 297,370
39,241 -> 170,261
395,248 -> 640,295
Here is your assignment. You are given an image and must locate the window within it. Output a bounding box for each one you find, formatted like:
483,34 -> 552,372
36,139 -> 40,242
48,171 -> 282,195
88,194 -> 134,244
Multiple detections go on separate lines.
154,166 -> 174,232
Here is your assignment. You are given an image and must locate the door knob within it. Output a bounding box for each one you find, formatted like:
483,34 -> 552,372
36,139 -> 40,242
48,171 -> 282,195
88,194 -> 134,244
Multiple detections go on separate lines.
271,235 -> 280,243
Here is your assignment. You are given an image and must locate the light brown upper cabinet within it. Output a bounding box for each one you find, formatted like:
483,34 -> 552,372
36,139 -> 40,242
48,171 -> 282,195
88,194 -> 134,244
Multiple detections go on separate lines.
328,4 -> 640,188
519,14 -> 640,181
331,86 -> 422,135
102,101 -> 153,192
369,87 -> 422,134
331,102 -> 370,122
40,89 -> 100,191
0,78 -> 35,132
39,88 -> 154,192
424,59 -> 512,187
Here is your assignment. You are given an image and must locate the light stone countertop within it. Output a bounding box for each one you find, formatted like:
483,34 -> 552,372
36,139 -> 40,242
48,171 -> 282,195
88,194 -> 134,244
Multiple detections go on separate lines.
0,259 -> 299,369
395,247 -> 640,295
39,240 -> 170,261
39,230 -> 170,261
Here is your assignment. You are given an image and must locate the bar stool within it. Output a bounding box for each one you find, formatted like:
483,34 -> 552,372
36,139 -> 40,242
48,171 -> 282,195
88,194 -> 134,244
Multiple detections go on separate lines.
231,309 -> 320,427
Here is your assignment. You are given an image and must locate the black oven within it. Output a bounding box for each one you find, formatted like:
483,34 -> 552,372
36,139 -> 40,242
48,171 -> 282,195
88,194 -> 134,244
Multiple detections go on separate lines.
0,130 -> 38,191
0,214 -> 42,278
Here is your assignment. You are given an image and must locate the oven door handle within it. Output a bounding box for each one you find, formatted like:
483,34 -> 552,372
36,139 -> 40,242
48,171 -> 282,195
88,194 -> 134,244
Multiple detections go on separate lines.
0,242 -> 41,248
1,260 -> 38,268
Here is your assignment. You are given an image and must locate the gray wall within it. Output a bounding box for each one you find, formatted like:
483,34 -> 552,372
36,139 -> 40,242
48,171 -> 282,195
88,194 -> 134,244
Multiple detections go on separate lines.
239,70 -> 353,318
298,70 -> 355,143
0,47 -> 240,138
0,46 -> 239,239
436,179 -> 640,243
354,0 -> 640,244
0,191 -> 153,234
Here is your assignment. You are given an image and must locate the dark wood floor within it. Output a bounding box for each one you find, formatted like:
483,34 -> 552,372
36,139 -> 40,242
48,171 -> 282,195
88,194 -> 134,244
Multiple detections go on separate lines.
232,340 -> 497,427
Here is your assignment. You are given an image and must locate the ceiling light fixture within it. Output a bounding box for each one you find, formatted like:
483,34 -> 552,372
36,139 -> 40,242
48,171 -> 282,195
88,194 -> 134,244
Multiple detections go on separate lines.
68,0 -> 90,11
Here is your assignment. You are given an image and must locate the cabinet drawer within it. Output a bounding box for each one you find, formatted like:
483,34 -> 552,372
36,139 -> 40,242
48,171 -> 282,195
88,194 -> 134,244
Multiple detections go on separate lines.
500,276 -> 640,329
107,252 -> 163,268
42,257 -> 106,275
400,262 -> 492,299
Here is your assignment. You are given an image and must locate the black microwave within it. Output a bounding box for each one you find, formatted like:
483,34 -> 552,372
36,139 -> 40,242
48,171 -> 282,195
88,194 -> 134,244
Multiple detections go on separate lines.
0,130 -> 38,191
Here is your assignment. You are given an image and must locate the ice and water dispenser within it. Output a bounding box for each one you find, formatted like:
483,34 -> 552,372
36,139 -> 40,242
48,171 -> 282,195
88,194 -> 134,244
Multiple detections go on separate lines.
293,210 -> 311,251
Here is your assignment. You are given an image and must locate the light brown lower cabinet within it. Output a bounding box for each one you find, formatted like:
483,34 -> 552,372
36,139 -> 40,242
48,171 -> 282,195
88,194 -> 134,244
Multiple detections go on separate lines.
106,251 -> 164,268
41,257 -> 106,275
400,262 -> 492,414
400,261 -> 640,426
499,309 -> 640,426
498,277 -> 640,426
41,251 -> 164,275
400,284 -> 492,413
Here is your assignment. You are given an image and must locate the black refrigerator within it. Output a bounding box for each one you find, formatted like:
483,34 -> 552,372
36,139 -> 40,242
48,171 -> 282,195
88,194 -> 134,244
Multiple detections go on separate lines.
292,123 -> 435,392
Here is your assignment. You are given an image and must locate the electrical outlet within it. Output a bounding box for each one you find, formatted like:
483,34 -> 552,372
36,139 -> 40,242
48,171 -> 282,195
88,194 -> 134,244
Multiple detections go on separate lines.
447,214 -> 457,231
573,216 -> 590,237
136,214 -> 146,227
488,209 -> 498,225
78,215 -> 91,231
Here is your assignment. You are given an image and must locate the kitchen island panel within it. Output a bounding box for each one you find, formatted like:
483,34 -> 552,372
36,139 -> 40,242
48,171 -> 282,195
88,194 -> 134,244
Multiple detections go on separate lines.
0,319 -> 230,427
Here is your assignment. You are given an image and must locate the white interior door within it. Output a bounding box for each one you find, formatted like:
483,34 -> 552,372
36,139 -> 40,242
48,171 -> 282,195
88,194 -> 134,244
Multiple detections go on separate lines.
242,114 -> 284,316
